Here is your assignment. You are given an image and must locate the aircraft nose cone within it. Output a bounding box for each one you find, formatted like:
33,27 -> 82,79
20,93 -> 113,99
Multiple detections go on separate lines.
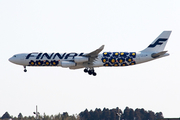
9,57 -> 14,63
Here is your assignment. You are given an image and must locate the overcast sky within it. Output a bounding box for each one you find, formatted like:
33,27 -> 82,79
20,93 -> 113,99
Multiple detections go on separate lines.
0,0 -> 180,118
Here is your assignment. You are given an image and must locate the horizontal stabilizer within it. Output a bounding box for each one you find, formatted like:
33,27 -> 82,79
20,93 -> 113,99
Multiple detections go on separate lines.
151,51 -> 168,58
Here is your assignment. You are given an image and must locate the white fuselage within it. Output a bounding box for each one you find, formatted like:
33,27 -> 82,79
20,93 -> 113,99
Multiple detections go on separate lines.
8,31 -> 171,75
8,51 -> 169,69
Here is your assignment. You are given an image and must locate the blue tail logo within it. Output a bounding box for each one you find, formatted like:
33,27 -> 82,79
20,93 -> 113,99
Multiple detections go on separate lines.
148,38 -> 168,48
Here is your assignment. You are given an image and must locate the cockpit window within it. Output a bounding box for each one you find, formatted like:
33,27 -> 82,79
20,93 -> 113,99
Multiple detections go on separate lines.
13,55 -> 16,57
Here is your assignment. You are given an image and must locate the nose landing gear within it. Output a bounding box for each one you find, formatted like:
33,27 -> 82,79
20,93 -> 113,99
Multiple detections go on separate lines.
24,66 -> 27,72
84,68 -> 97,76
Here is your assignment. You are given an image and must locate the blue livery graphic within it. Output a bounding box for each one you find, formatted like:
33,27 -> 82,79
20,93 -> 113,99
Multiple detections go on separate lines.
101,52 -> 136,66
28,60 -> 59,66
26,52 -> 84,66
148,38 -> 167,48
26,52 -> 84,60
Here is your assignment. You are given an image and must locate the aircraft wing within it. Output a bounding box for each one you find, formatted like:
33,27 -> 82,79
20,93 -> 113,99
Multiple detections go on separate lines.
83,45 -> 104,64
83,45 -> 104,57
81,45 -> 104,67
67,45 -> 104,69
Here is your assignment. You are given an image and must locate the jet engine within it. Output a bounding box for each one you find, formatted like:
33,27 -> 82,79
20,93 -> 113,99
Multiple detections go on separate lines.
61,61 -> 76,67
74,56 -> 89,63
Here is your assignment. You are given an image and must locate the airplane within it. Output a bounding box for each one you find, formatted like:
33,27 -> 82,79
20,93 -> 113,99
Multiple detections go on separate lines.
9,31 -> 171,76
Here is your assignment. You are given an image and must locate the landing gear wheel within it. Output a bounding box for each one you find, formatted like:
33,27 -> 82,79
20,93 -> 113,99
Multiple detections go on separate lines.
84,69 -> 88,73
84,68 -> 97,76
23,66 -> 27,72
88,70 -> 92,75
93,72 -> 97,76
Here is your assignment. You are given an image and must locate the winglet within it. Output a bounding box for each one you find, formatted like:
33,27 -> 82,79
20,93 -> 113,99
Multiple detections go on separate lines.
84,45 -> 104,57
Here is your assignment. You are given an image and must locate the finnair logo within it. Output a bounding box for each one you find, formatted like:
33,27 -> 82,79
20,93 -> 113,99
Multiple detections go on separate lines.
148,38 -> 168,48
26,53 -> 84,60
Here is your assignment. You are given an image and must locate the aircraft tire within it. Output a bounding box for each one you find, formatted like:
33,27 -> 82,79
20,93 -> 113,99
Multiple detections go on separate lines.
88,70 -> 92,75
24,69 -> 27,72
84,69 -> 88,73
93,72 -> 97,76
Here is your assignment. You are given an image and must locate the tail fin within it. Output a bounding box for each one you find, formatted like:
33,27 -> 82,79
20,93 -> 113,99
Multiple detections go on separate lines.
141,31 -> 172,53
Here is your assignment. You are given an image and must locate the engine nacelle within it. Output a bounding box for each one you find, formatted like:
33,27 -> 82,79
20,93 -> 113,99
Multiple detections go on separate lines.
74,56 -> 89,63
61,61 -> 76,67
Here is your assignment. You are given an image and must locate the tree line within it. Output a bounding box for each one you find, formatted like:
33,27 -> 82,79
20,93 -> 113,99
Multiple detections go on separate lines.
79,107 -> 163,120
0,107 -> 164,120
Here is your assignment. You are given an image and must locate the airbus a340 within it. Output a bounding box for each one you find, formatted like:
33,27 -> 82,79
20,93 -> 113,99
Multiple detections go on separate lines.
9,31 -> 171,76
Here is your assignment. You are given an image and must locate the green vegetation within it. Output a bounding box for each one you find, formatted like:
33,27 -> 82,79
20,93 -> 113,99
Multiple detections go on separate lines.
0,107 -> 163,120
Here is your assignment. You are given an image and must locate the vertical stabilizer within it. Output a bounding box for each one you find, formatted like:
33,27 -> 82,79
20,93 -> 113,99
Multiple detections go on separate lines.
141,31 -> 172,53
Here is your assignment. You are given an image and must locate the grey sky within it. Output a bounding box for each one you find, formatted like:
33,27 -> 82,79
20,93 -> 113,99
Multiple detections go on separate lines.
0,0 -> 180,118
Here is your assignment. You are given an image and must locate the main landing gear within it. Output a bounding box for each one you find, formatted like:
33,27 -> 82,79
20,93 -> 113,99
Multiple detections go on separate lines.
84,68 -> 97,76
23,66 -> 27,72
